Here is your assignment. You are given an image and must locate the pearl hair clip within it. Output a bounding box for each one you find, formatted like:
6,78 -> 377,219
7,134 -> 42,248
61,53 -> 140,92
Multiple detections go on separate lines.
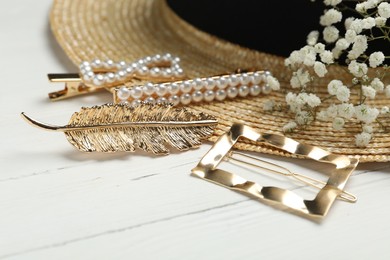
113,70 -> 280,106
48,53 -> 185,100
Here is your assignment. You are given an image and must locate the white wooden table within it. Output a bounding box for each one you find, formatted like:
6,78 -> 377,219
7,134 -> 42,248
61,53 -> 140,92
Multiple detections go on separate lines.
1,1 -> 390,259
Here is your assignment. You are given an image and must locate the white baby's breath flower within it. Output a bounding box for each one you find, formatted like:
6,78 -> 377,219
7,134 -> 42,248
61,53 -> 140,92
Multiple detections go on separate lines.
314,61 -> 328,77
331,46 -> 343,59
320,50 -> 334,64
324,0 -> 342,7
316,110 -> 329,121
361,17 -> 376,30
327,79 -> 343,95
326,104 -> 338,118
363,125 -> 373,134
348,35 -> 368,59
307,30 -> 319,46
314,43 -> 326,53
336,85 -> 350,102
355,132 -> 372,147
344,17 -> 355,30
332,117 -> 345,130
371,78 -> 384,92
378,2 -> 390,19
320,9 -> 342,26
290,68 -> 311,88
283,121 -> 297,133
345,29 -> 357,43
263,100 -> 274,111
348,60 -> 368,77
369,52 -> 385,68
302,46 -> 317,66
335,38 -> 350,50
381,106 -> 390,114
338,103 -> 355,119
306,93 -> 321,107
266,75 -> 280,90
365,0 -> 380,10
385,85 -> 390,97
355,105 -> 379,124
375,17 -> 387,27
295,111 -> 313,125
323,26 -> 339,43
349,19 -> 363,34
362,85 -> 376,99
355,3 -> 367,13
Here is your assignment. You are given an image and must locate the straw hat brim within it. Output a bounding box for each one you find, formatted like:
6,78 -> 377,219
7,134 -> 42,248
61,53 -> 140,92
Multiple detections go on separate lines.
50,0 -> 390,162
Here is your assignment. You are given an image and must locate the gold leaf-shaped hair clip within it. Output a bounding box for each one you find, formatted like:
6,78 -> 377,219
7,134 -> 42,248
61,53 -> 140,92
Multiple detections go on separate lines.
48,54 -> 186,100
21,103 -> 217,155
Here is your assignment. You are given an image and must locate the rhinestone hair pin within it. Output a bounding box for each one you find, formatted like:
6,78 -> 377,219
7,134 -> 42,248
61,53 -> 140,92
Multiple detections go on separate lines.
113,70 -> 280,106
48,53 -> 186,100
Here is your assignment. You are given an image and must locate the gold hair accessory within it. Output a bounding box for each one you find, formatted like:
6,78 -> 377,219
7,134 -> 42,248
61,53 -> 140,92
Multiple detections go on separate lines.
48,53 -> 186,100
191,124 -> 359,220
113,70 -> 278,106
21,103 -> 217,155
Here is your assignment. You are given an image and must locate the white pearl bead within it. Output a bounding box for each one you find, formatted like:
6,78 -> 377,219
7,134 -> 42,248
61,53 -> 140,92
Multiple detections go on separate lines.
83,71 -> 95,81
229,75 -> 240,86
117,61 -> 127,69
138,66 -> 149,75
105,72 -> 116,83
174,68 -> 184,76
131,63 -> 139,70
204,90 -> 215,102
162,68 -> 172,77
117,86 -> 131,100
131,99 -> 142,107
181,81 -> 192,93
252,72 -> 263,85
168,95 -> 180,106
80,61 -> 90,69
143,83 -> 155,96
153,54 -> 162,62
151,67 -> 161,76
239,85 -> 250,97
92,74 -> 105,86
250,85 -> 262,96
145,97 -> 156,104
156,97 -> 168,104
82,65 -> 92,72
205,78 -> 216,90
240,74 -> 251,85
216,77 -> 228,89
104,59 -> 114,68
130,86 -> 143,99
155,84 -> 167,96
173,57 -> 180,64
125,67 -> 134,74
144,56 -> 152,63
180,93 -> 192,105
168,83 -> 180,94
116,70 -> 127,80
192,91 -> 203,102
163,53 -> 172,61
193,78 -> 204,90
91,59 -> 102,68
215,89 -> 227,101
262,84 -> 272,94
227,86 -> 238,98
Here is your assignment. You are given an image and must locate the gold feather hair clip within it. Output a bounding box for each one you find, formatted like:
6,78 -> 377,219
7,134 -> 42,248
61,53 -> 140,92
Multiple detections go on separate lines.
21,103 -> 217,155
48,54 -> 186,100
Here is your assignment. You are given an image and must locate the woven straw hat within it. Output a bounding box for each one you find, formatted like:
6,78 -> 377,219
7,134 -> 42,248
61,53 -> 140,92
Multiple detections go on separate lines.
50,0 -> 390,162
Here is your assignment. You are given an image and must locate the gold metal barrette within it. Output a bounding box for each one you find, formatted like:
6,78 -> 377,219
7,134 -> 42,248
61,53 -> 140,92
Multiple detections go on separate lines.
21,103 -> 217,155
191,124 -> 359,220
113,70 -> 279,106
48,54 -> 186,100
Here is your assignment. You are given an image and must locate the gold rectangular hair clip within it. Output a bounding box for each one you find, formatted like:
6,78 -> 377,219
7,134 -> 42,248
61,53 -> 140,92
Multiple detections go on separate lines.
191,124 -> 359,220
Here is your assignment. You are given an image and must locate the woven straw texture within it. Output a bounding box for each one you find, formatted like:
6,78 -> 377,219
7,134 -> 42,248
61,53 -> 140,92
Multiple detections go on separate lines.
50,0 -> 390,162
